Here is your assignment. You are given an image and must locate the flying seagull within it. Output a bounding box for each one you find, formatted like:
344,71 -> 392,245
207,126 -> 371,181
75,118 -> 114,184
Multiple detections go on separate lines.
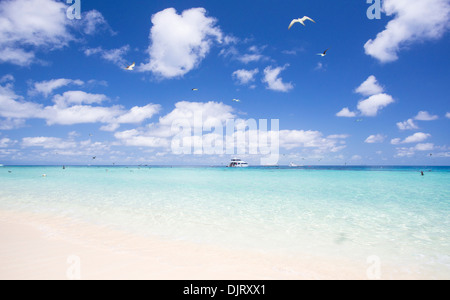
288,16 -> 316,29
317,48 -> 330,57
92,156 -> 96,160
125,62 -> 135,71
192,88 -> 199,91
232,99 -> 241,102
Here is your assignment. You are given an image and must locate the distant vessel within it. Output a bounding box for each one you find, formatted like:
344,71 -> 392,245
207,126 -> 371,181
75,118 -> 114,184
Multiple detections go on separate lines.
289,162 -> 298,167
228,158 -> 249,168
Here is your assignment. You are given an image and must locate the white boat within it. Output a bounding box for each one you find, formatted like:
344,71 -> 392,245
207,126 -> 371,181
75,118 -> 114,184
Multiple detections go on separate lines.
228,158 -> 249,168
289,162 -> 304,167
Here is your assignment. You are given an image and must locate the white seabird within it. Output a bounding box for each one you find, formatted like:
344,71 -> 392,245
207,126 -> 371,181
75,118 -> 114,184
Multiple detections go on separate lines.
289,16 -> 316,29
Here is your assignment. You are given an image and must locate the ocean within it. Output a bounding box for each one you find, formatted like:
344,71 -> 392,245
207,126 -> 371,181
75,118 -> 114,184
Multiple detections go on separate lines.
1,165 -> 449,278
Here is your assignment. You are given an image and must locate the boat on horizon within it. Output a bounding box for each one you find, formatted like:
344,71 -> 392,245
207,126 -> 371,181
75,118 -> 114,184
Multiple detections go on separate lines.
228,158 -> 249,168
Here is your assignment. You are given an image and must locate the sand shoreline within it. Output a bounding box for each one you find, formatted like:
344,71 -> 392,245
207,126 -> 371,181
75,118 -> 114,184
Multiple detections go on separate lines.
0,209 -> 429,280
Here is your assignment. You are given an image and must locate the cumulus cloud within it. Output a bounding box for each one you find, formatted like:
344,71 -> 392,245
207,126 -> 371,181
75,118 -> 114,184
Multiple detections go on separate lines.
414,111 -> 439,121
0,0 -> 111,66
0,83 -> 160,129
337,76 -> 393,118
354,75 -> 384,96
262,65 -> 293,92
79,10 -> 113,35
365,134 -> 385,144
336,75 -> 394,118
237,45 -> 268,64
364,0 -> 450,63
219,44 -> 269,65
357,93 -> 395,117
336,108 -> 357,118
84,45 -> 131,68
395,143 -> 435,157
115,101 -> 235,149
139,7 -> 223,78
397,119 -> 419,130
22,137 -> 76,149
391,132 -> 431,144
0,118 -> 26,130
0,74 -> 14,84
51,91 -> 108,107
30,79 -> 84,97
278,130 -> 346,152
0,137 -> 16,148
232,68 -> 259,85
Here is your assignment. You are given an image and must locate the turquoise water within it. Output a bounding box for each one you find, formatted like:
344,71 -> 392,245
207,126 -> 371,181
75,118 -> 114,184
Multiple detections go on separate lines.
1,166 -> 449,278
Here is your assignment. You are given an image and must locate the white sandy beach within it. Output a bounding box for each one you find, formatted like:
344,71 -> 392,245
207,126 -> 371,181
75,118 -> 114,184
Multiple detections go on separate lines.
0,209 -> 432,280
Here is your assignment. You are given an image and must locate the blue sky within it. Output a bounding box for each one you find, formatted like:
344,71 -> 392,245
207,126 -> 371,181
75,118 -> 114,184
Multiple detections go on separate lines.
0,0 -> 449,165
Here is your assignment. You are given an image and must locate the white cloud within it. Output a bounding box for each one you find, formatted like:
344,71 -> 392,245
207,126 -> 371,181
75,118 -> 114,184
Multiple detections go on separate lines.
31,79 -> 84,97
336,108 -> 357,118
415,143 -> 434,151
159,101 -> 235,128
0,83 -> 160,129
139,8 -> 223,78
414,111 -> 439,121
115,104 -> 162,124
391,132 -> 431,144
0,0 -> 112,66
0,137 -> 16,148
237,46 -> 268,64
114,129 -> 170,148
327,134 -> 350,139
365,134 -> 385,144
338,76 -> 393,117
21,136 -> 111,158
0,0 -> 72,66
395,143 -> 435,157
0,74 -> 14,84
0,84 -> 43,119
446,112 -> 450,119
364,0 -> 450,63
0,118 -> 26,130
232,68 -> 259,85
22,137 -> 76,149
403,133 -> 431,144
278,130 -> 346,152
397,119 -> 419,130
220,44 -> 269,64
262,65 -> 293,92
84,45 -> 131,68
357,93 -> 394,117
355,75 -> 384,96
79,10 -> 112,35
52,91 -> 108,107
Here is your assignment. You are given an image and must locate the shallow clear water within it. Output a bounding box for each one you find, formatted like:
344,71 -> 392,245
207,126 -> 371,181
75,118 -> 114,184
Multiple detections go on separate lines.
1,166 -> 449,278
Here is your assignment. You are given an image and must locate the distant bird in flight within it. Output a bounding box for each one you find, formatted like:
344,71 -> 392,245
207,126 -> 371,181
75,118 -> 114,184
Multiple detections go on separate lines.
355,119 -> 364,122
317,49 -> 330,57
125,62 -> 135,71
288,16 -> 316,29
192,88 -> 199,91
92,156 -> 96,160
232,99 -> 241,102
